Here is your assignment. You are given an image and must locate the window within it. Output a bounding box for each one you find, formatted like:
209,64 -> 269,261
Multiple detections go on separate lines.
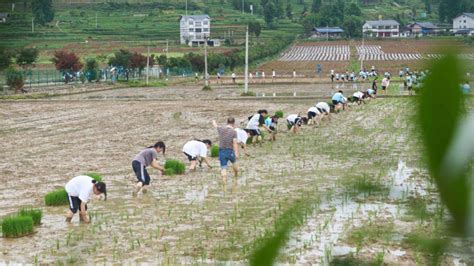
196,22 -> 202,27
203,20 -> 209,25
203,28 -> 209,32
464,20 -> 466,23
189,20 -> 194,26
195,28 -> 202,33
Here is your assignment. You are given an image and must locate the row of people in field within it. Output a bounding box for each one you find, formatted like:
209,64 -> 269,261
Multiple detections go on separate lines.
63,88 -> 375,223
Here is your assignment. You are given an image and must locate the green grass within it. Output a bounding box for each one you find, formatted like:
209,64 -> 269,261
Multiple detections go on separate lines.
347,222 -> 394,253
342,174 -> 388,197
275,110 -> 284,118
210,144 -> 219,158
17,208 -> 43,226
164,159 -> 186,175
403,232 -> 448,265
44,188 -> 68,206
83,172 -> 103,182
1,215 -> 34,238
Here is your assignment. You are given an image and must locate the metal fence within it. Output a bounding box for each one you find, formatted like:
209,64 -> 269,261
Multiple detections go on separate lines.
0,67 -> 196,90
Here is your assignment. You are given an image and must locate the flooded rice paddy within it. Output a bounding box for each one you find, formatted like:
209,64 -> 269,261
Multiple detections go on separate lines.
0,86 -> 472,264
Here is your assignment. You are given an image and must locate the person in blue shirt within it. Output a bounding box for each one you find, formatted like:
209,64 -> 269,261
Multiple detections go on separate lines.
332,90 -> 348,111
264,115 -> 278,141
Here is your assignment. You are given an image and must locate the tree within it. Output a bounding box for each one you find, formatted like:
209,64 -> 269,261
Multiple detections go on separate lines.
0,47 -> 12,71
52,51 -> 83,83
108,49 -> 132,69
342,15 -> 363,38
286,3 -> 293,19
16,48 -> 39,69
6,67 -> 25,93
311,0 -> 322,14
32,0 -> 54,25
129,52 -> 152,74
84,58 -> 99,82
249,21 -> 262,37
264,2 -> 276,26
345,2 -> 362,17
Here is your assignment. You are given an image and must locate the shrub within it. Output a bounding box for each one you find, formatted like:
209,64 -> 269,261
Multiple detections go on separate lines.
44,188 -> 68,206
84,172 -> 103,182
18,208 -> 42,226
275,110 -> 284,118
164,159 -> 186,175
1,215 -> 34,238
210,144 -> 219,157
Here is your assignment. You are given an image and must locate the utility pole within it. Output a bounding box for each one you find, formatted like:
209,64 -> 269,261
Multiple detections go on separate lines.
204,37 -> 209,87
32,17 -> 34,33
185,0 -> 188,16
146,45 -> 150,85
95,12 -> 98,29
242,0 -> 244,14
166,39 -> 169,59
360,32 -> 364,71
244,25 -> 249,94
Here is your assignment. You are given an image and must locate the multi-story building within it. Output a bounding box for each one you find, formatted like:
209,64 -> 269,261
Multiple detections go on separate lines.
179,14 -> 210,46
453,13 -> 474,36
363,20 -> 400,38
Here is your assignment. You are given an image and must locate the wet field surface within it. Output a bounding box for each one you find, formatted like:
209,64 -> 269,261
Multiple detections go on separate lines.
0,86 -> 472,264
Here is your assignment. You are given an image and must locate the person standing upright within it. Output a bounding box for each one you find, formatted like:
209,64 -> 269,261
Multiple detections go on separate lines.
213,118 -> 239,183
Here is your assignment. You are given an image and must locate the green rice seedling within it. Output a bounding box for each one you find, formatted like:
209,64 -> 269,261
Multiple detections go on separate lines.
18,208 -> 42,226
275,110 -> 284,118
210,144 -> 219,158
44,188 -> 68,206
1,215 -> 34,238
164,159 -> 185,175
403,232 -> 448,265
164,168 -> 176,176
83,172 -> 103,182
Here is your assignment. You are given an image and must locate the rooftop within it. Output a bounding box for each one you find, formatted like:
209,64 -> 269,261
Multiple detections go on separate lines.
364,20 -> 400,26
313,27 -> 344,33
180,14 -> 210,20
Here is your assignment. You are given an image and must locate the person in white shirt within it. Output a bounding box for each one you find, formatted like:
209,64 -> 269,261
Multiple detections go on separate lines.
286,114 -> 307,134
307,106 -> 321,126
293,69 -> 297,81
182,139 -> 212,171
231,72 -> 236,84
272,69 -> 276,82
65,175 -> 107,223
235,128 -> 250,156
350,91 -> 366,105
261,70 -> 266,83
246,109 -> 273,145
381,76 -> 390,95
406,75 -> 413,95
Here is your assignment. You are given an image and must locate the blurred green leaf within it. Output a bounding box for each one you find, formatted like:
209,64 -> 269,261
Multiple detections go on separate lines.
418,51 -> 469,234
249,200 -> 311,266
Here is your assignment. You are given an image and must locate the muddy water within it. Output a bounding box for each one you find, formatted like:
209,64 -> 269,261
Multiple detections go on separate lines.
0,87 -> 470,264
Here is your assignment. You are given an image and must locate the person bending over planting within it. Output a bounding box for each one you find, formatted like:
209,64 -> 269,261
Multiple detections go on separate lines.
213,118 -> 239,182
307,106 -> 321,126
182,139 -> 212,171
65,175 -> 107,223
235,128 -> 250,156
264,115 -> 279,141
245,109 -> 273,145
332,90 -> 348,112
286,114 -> 307,134
366,88 -> 376,99
132,141 -> 166,196
315,102 -> 332,122
350,91 -> 367,105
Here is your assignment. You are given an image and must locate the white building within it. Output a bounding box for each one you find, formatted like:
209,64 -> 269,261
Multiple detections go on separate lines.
453,13 -> 474,36
179,14 -> 210,46
363,20 -> 400,38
